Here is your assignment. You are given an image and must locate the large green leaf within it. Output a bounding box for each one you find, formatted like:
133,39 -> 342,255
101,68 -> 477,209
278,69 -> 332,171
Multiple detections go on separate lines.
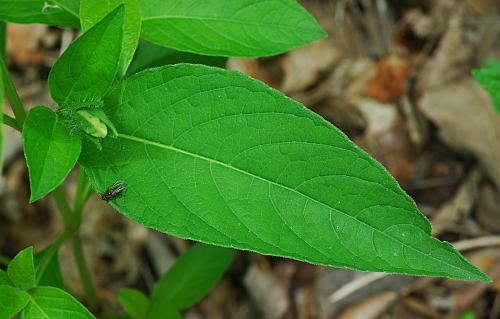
48,6 -> 124,108
118,288 -> 150,319
80,0 -> 141,77
139,0 -> 326,57
472,59 -> 500,113
80,64 -> 489,281
126,40 -> 227,77
0,0 -> 79,27
7,247 -> 35,290
23,106 -> 81,202
0,285 -> 30,318
151,243 -> 234,310
22,287 -> 95,319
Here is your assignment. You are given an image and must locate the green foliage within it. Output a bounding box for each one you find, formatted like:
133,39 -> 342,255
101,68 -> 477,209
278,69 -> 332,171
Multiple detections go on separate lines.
34,248 -> 66,290
23,106 -> 81,202
138,0 -> 326,57
127,40 -> 227,77
0,1 -> 492,318
0,53 -> 3,172
0,270 -> 12,285
7,247 -> 36,290
21,286 -> 96,318
48,6 -> 124,107
151,243 -> 234,310
80,64 -> 488,281
0,285 -> 30,318
0,0 -> 79,27
472,59 -> 500,113
118,288 -> 150,319
80,0 -> 141,77
119,243 -> 232,318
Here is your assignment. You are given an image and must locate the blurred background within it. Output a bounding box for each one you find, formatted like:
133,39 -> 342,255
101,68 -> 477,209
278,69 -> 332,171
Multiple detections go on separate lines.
1,0 -> 500,318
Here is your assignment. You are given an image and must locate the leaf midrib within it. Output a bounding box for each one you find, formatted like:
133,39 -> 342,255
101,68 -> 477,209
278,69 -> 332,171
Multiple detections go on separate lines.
117,132 -> 477,279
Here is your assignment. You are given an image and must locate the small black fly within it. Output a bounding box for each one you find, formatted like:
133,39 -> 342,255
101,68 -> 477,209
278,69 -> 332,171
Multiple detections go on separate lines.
101,181 -> 125,201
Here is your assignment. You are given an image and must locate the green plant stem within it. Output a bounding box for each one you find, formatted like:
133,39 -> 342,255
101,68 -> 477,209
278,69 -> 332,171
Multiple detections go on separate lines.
71,233 -> 98,309
0,253 -> 10,266
2,113 -> 19,130
35,229 -> 71,283
0,21 -> 5,59
0,57 -> 26,128
52,186 -> 75,230
52,173 -> 98,309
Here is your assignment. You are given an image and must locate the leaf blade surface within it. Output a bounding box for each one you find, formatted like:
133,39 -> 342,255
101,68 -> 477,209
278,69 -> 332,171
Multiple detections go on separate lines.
80,64 -> 489,281
139,0 -> 326,57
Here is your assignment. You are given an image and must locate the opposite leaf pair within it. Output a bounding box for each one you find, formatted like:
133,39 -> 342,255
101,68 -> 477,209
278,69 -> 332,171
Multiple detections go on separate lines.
0,247 -> 94,318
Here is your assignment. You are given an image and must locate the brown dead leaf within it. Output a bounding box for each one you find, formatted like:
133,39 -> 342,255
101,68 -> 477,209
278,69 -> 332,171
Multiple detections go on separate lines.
431,169 -> 480,235
419,79 -> 500,192
418,15 -> 475,91
280,40 -> 341,93
244,263 -> 289,319
337,291 -> 398,319
477,184 -> 500,232
363,56 -> 411,103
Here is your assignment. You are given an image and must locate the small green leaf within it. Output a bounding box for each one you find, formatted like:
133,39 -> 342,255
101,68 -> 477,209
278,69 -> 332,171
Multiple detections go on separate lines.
23,106 -> 81,202
22,286 -> 96,319
126,40 -> 227,77
459,310 -> 476,319
7,247 -> 35,290
472,59 -> 500,113
76,109 -> 109,138
146,302 -> 182,319
48,5 -> 124,108
151,243 -> 234,310
34,248 -> 66,290
80,0 -> 141,77
118,288 -> 149,319
0,285 -> 30,318
80,64 -> 489,281
0,270 -> 11,285
0,0 -> 80,27
138,0 -> 326,57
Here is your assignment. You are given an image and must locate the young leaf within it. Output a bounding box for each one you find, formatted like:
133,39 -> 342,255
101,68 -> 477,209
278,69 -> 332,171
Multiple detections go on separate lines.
151,243 -> 234,310
80,64 -> 489,282
0,285 -> 30,318
23,106 -> 81,202
34,248 -> 66,290
80,0 -> 141,77
139,0 -> 326,57
146,302 -> 182,319
118,288 -> 149,319
48,5 -> 124,108
0,270 -> 11,285
22,286 -> 96,318
126,40 -> 227,77
7,247 -> 35,290
0,0 -> 80,27
472,59 -> 500,113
